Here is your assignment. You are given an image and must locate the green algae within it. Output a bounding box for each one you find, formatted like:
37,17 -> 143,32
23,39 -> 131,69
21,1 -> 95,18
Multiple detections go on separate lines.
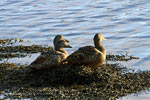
106,53 -> 139,61
0,53 -> 27,61
0,38 -> 53,60
0,45 -> 52,61
0,45 -> 53,61
0,45 -> 53,53
0,38 -> 26,45
0,39 -> 14,45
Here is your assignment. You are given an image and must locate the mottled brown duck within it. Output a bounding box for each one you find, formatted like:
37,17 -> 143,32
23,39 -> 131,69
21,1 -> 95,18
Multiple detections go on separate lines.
28,35 -> 72,70
63,33 -> 106,70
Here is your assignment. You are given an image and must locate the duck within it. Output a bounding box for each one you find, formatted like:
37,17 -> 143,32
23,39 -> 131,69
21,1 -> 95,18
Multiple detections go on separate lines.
28,35 -> 72,70
63,33 -> 106,70
53,35 -> 69,47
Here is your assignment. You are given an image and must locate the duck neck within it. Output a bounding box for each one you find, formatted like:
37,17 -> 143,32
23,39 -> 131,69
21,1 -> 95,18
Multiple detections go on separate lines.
55,46 -> 68,55
94,41 -> 106,59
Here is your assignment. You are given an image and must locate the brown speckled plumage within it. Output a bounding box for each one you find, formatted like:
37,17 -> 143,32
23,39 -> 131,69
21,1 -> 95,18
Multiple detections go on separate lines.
28,35 -> 72,70
64,33 -> 106,69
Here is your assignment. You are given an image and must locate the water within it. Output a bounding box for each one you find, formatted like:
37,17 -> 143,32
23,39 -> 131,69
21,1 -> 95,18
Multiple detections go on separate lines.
0,0 -> 150,99
118,90 -> 150,100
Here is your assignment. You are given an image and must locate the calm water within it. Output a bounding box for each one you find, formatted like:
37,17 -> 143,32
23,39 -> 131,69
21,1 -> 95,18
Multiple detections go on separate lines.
0,0 -> 150,99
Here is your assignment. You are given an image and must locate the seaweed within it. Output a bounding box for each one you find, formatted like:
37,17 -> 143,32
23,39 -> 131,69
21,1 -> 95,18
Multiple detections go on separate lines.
0,38 -> 149,100
106,53 -> 139,61
0,62 -> 150,100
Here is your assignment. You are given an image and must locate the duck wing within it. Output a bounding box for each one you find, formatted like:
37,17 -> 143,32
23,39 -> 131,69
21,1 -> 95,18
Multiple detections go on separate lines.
30,50 -> 56,65
66,46 -> 103,65
30,54 -> 48,65
29,50 -> 66,70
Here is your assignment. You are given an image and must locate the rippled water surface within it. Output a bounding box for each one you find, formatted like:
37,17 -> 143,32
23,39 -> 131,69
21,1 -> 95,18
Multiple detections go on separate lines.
1,0 -> 150,70
0,0 -> 150,68
0,0 -> 150,99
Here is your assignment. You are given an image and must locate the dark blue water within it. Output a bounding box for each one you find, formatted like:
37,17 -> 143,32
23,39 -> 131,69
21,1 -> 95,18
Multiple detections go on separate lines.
0,0 -> 150,99
0,0 -> 150,70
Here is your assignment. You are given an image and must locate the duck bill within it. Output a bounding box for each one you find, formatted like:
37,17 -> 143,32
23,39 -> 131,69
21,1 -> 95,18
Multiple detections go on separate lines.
66,45 -> 72,48
102,36 -> 106,40
64,39 -> 69,42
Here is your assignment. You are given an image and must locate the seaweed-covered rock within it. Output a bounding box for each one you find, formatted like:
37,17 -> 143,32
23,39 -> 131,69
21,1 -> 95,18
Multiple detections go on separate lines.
0,38 -> 149,100
1,62 -> 150,100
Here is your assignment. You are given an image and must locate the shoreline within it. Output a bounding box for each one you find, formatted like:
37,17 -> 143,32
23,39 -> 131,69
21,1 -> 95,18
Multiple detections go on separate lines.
0,39 -> 149,100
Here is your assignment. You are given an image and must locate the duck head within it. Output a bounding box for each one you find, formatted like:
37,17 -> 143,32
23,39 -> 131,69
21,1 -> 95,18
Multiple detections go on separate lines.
94,33 -> 106,42
53,35 -> 69,47
55,40 -> 72,50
